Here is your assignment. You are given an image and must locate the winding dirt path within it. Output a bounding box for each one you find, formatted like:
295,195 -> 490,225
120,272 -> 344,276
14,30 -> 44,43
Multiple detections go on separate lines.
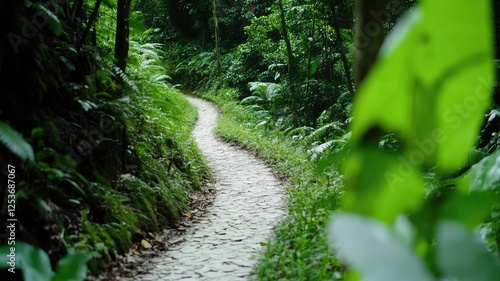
134,95 -> 286,280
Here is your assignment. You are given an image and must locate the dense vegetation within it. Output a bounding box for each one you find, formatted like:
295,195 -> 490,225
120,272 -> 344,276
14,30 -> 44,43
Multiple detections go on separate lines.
153,0 -> 500,279
2,0 -> 500,280
0,0 -> 209,278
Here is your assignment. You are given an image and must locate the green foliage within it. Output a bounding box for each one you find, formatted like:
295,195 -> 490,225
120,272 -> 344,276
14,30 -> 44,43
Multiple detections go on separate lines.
328,0 -> 500,280
0,121 -> 34,161
199,87 -> 342,280
0,1 -> 209,277
32,3 -> 63,36
467,150 -> 500,192
329,214 -> 432,281
242,82 -> 286,126
237,1 -> 352,126
0,242 -> 91,281
351,1 -> 493,172
162,0 -> 354,129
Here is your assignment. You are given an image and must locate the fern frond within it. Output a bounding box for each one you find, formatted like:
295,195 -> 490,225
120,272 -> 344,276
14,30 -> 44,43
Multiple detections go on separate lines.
303,122 -> 344,144
287,126 -> 314,137
312,140 -> 335,154
149,74 -> 171,83
241,96 -> 264,105
112,66 -> 139,93
0,122 -> 34,161
33,4 -> 63,36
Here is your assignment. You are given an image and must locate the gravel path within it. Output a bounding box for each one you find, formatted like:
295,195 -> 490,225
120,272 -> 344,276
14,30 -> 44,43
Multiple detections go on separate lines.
134,95 -> 286,280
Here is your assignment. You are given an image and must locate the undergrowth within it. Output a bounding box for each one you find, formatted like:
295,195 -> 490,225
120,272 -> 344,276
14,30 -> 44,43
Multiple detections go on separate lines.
77,39 -> 211,272
0,18 -> 210,275
197,87 -> 343,280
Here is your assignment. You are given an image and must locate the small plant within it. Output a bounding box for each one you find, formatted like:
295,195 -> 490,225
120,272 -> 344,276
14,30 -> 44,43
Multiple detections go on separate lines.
0,242 -> 91,281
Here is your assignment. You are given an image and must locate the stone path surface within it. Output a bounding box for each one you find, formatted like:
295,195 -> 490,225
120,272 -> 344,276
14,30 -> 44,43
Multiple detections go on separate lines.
134,95 -> 286,280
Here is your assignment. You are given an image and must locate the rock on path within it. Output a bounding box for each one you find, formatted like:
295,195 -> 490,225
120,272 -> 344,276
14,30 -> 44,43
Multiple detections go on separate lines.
134,95 -> 286,280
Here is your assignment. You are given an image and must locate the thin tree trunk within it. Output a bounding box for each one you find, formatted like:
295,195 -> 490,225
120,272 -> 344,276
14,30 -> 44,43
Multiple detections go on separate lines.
115,0 -> 132,72
493,0 -> 500,106
353,0 -> 387,88
353,0 -> 387,143
330,1 -> 355,94
278,0 -> 298,126
212,0 -> 221,70
70,0 -> 83,25
304,9 -> 316,96
78,0 -> 102,48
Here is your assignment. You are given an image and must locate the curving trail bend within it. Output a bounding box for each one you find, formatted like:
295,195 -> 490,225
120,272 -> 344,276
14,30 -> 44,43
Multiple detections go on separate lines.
134,95 -> 286,280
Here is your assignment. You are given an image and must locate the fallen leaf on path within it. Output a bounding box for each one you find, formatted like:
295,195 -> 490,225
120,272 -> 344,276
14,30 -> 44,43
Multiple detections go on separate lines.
141,239 -> 152,249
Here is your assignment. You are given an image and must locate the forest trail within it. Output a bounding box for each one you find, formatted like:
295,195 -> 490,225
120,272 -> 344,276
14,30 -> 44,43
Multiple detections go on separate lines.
134,95 -> 286,280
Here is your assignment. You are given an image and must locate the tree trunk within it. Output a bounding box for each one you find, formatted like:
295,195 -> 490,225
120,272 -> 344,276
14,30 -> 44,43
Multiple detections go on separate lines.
353,0 -> 387,143
353,0 -> 387,88
278,0 -> 298,126
70,0 -> 83,26
329,0 -> 355,94
304,8 -> 316,95
115,0 -> 132,72
212,0 -> 221,70
79,0 -> 102,48
493,0 -> 500,106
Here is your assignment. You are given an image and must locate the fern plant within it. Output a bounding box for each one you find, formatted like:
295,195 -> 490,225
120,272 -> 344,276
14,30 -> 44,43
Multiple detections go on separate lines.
0,121 -> 34,161
302,121 -> 344,145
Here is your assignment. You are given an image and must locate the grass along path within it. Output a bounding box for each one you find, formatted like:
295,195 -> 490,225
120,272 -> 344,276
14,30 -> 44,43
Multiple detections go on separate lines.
130,94 -> 286,280
199,88 -> 343,280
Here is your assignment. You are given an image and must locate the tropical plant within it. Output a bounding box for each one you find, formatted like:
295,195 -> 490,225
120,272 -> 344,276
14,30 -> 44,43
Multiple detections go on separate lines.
0,242 -> 91,281
327,0 -> 500,280
0,122 -> 34,162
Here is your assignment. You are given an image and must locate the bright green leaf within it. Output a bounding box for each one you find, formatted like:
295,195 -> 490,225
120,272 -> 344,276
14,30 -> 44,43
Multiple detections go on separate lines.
351,8 -> 421,144
329,213 -> 433,281
440,192 -> 498,230
16,242 -> 54,281
51,251 -> 91,281
351,0 -> 494,172
437,220 -> 500,281
343,146 -> 425,223
309,57 -> 320,75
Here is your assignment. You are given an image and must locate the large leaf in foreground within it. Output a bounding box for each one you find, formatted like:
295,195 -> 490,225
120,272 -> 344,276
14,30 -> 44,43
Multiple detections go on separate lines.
328,213 -> 432,281
351,0 -> 494,172
437,220 -> 500,281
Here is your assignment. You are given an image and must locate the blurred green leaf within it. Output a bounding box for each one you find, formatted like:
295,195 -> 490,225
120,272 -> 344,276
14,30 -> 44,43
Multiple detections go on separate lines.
342,146 -> 425,223
437,220 -> 500,281
328,213 -> 433,281
351,0 -> 494,172
16,242 -> 54,281
0,242 -> 90,281
51,251 -> 91,281
440,191 -> 498,230
351,9 -> 421,146
467,150 -> 500,192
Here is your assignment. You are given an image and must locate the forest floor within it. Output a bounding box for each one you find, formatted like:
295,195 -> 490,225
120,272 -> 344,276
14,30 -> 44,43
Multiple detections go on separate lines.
113,95 -> 286,280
